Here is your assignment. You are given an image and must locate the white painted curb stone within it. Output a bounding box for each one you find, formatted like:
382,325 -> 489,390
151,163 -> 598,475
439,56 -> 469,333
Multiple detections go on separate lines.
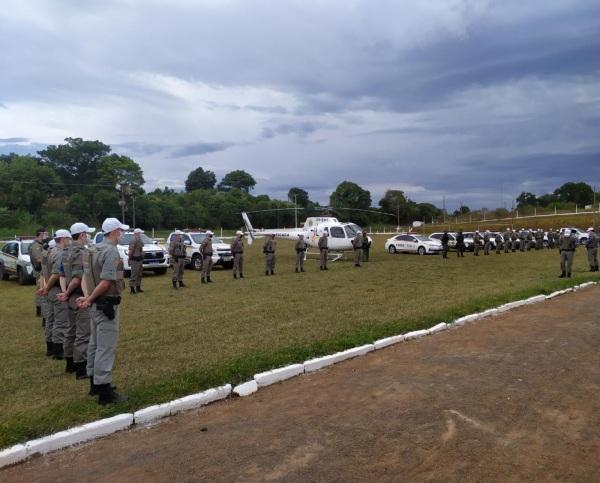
453,313 -> 479,325
330,344 -> 375,363
0,444 -> 27,469
546,290 -> 563,299
254,364 -> 304,388
81,413 -> 134,441
427,322 -> 448,334
233,380 -> 258,397
169,385 -> 231,415
303,354 -> 339,373
374,335 -> 405,350
404,329 -> 428,340
133,403 -> 171,425
524,294 -> 546,304
26,425 -> 93,456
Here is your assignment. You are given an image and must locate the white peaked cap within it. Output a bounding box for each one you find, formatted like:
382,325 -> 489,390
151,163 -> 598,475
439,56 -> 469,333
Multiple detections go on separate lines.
54,229 -> 72,239
133,228 -> 144,234
102,217 -> 129,234
70,223 -> 95,235
206,230 -> 214,235
49,240 -> 56,248
236,230 -> 243,235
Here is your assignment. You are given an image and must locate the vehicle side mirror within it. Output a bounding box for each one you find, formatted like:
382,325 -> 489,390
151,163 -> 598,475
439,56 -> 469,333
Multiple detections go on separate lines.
184,240 -> 191,245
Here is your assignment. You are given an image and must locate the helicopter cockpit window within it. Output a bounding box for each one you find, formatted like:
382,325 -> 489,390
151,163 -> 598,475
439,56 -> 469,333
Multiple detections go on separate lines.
329,226 -> 345,238
344,224 -> 361,238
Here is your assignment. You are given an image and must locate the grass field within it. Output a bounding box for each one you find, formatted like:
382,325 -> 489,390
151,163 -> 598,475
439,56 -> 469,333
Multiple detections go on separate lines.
1,234 -> 599,449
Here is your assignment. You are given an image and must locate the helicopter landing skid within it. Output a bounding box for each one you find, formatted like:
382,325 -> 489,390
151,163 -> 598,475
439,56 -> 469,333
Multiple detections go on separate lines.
305,249 -> 344,262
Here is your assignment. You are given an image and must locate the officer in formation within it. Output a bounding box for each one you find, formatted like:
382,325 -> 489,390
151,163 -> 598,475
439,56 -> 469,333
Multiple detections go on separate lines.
510,229 -> 518,252
352,231 -> 362,267
77,217 -> 128,405
473,231 -> 482,256
519,229 -> 527,252
318,229 -> 329,270
263,234 -> 276,275
503,228 -> 512,253
200,230 -> 214,283
30,228 -> 48,323
585,227 -> 598,272
495,232 -> 503,254
483,230 -> 491,255
128,228 -> 145,294
558,229 -> 577,278
441,230 -> 449,259
57,223 -> 94,378
231,230 -> 244,279
362,231 -> 371,262
535,229 -> 544,250
455,230 -> 465,257
169,230 -> 186,289
295,234 -> 307,272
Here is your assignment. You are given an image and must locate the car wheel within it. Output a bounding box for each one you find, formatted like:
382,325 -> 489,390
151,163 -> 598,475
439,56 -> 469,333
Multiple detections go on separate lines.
153,268 -> 167,275
417,246 -> 426,256
0,264 -> 8,281
388,245 -> 397,254
17,267 -> 27,285
192,254 -> 202,271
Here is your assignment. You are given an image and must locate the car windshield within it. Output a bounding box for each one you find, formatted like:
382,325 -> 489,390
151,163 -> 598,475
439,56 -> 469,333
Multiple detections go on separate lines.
21,241 -> 32,254
412,235 -> 431,241
190,234 -> 224,244
119,233 -> 154,245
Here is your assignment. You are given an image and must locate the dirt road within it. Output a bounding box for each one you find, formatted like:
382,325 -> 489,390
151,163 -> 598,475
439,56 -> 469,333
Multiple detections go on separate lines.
3,287 -> 600,482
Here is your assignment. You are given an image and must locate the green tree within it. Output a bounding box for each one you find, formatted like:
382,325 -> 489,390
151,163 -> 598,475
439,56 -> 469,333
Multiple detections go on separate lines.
217,170 -> 256,193
287,187 -> 309,207
378,189 -> 414,223
185,166 -> 217,191
330,181 -> 371,209
38,137 -> 111,186
553,182 -> 594,206
452,205 -> 470,216
97,154 -> 145,192
516,192 -> 537,207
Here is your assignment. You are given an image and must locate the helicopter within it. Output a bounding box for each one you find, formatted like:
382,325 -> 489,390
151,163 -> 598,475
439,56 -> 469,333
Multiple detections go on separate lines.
241,208 -> 377,261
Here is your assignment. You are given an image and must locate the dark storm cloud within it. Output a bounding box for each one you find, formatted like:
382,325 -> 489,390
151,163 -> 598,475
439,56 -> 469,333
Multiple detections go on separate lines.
0,137 -> 29,143
170,141 -> 235,158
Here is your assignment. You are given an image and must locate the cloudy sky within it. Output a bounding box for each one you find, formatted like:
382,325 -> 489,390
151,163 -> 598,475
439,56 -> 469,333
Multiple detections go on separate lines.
1,0 -> 599,211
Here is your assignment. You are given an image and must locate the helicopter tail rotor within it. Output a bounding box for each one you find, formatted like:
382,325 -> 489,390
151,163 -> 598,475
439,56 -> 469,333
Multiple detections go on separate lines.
241,212 -> 255,245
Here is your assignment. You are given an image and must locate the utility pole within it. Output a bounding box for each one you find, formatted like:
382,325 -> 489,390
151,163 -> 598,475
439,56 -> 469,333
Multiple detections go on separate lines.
294,194 -> 298,228
442,195 -> 446,224
119,184 -> 126,224
132,190 -> 136,228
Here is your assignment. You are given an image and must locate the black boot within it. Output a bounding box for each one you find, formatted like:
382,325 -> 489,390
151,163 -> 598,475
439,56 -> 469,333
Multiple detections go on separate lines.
179,281 -> 186,288
207,277 -> 212,283
172,280 -> 178,289
295,268 -> 298,273
75,361 -> 87,380
301,268 -> 305,272
89,377 -> 117,396
239,273 -> 244,278
45,341 -> 53,357
52,343 -> 64,360
65,357 -> 76,373
36,306 -> 41,317
324,266 -> 328,270
320,266 -> 323,270
270,270 -> 275,276
201,277 -> 206,284
98,383 -> 128,406
265,270 -> 269,276
559,272 -> 566,278
130,286 -> 136,295
567,272 -> 572,278
136,286 -> 144,293
42,318 -> 45,328
233,273 -> 237,279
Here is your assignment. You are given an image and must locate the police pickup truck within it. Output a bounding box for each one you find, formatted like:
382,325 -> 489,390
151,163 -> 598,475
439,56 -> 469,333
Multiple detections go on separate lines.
0,239 -> 35,284
92,231 -> 170,276
166,231 -> 233,270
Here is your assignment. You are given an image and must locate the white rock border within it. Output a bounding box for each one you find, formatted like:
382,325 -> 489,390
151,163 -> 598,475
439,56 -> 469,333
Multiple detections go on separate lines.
1,281 -> 597,470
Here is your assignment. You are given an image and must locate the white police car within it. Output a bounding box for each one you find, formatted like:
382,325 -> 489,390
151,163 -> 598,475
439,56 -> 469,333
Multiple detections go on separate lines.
385,234 -> 442,255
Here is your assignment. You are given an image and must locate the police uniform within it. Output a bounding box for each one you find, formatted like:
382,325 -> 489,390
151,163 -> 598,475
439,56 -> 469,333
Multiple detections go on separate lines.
535,229 -> 544,250
128,235 -> 144,293
495,233 -> 502,254
526,229 -> 533,251
362,232 -> 371,262
41,242 -> 55,356
473,232 -> 482,256
503,229 -> 512,253
318,233 -> 329,269
519,230 -> 526,252
455,231 -> 465,257
558,231 -> 576,278
441,232 -> 449,259
585,229 -> 598,272
264,237 -> 276,275
352,233 -> 362,266
169,236 -> 186,288
30,237 -> 45,319
83,219 -> 127,405
295,237 -> 307,272
510,230 -> 518,252
50,243 -> 68,359
483,231 -> 491,255
201,235 -> 214,283
231,233 -> 244,279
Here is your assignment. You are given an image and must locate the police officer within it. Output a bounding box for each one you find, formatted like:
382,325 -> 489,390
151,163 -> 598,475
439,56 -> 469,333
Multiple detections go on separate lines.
77,217 -> 128,405
362,231 -> 371,262
535,229 -> 544,250
57,222 -> 94,378
526,228 -> 533,251
263,234 -> 276,275
547,229 -> 554,249
511,229 -> 518,252
503,228 -> 512,253
295,234 -> 307,272
352,231 -> 363,267
558,229 -> 577,278
231,230 -> 244,279
519,229 -> 526,252
585,227 -> 598,272
169,231 -> 186,289
483,230 -> 491,255
201,231 -> 214,283
30,228 -> 47,320
318,229 -> 329,270
495,232 -> 503,254
39,230 -> 72,360
473,231 -> 482,256
455,230 -> 465,257
128,228 -> 145,294
39,239 -> 55,356
441,230 -> 449,259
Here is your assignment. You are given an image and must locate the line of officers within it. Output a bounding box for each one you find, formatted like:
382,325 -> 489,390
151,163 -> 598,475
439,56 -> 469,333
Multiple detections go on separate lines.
441,227 -> 599,277
29,218 -> 131,406
166,229 -> 373,287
